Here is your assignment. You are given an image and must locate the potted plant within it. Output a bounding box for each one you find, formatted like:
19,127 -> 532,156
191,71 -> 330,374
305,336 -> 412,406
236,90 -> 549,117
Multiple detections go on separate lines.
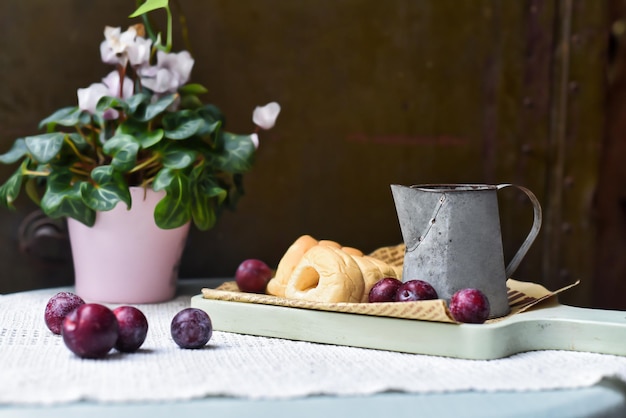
0,0 -> 280,303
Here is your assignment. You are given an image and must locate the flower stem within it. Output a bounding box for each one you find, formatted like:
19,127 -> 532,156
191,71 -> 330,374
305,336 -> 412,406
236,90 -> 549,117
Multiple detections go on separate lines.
64,135 -> 96,165
69,167 -> 91,177
22,169 -> 49,177
141,177 -> 155,188
141,14 -> 157,43
129,154 -> 160,173
165,5 -> 173,52
118,64 -> 127,98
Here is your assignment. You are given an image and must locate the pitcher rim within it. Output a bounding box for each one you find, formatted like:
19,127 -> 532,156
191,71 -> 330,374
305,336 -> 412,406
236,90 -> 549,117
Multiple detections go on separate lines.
391,184 -> 497,192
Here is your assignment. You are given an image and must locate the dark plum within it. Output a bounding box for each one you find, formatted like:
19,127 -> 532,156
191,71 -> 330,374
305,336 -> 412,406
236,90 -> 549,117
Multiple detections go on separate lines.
235,259 -> 273,293
113,306 -> 148,353
368,277 -> 402,302
171,308 -> 212,349
449,288 -> 490,324
395,279 -> 438,302
62,303 -> 119,358
44,292 -> 85,335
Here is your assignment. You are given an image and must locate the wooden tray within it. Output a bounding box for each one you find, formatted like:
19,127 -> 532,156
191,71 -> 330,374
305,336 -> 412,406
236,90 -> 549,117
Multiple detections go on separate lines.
190,293 -> 626,360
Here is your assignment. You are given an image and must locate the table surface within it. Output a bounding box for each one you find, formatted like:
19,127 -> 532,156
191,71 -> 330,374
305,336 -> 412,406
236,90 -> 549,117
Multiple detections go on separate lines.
2,278 -> 626,418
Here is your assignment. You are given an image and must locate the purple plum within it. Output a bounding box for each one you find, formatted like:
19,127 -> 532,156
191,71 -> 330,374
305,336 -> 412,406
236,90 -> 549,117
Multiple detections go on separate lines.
449,288 -> 491,324
62,303 -> 119,358
235,259 -> 273,293
171,308 -> 212,349
368,277 -> 403,302
44,292 -> 85,335
395,279 -> 438,302
113,306 -> 148,353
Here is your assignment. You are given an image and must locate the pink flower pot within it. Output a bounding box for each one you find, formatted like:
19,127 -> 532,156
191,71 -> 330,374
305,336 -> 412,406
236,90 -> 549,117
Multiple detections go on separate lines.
67,187 -> 191,304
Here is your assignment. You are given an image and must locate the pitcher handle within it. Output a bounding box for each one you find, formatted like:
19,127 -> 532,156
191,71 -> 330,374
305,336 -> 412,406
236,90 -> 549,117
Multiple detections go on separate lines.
497,184 -> 543,278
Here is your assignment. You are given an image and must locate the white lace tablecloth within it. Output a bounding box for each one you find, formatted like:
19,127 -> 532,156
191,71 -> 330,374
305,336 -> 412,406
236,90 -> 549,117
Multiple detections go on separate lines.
2,286 -> 626,406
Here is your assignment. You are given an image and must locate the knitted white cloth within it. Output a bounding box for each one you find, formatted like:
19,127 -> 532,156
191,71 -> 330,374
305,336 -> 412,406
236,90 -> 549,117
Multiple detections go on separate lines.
2,286 -> 626,405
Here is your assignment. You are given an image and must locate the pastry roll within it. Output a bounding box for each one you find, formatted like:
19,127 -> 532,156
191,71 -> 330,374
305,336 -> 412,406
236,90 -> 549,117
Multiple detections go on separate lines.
266,235 -> 318,297
285,245 -> 364,303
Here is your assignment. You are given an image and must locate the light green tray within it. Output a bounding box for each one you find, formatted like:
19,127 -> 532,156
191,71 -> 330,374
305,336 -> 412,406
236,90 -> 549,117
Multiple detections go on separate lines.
190,295 -> 626,360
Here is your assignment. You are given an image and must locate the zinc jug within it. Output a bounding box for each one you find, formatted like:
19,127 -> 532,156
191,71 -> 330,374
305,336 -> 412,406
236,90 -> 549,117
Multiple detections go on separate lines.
390,184 -> 542,318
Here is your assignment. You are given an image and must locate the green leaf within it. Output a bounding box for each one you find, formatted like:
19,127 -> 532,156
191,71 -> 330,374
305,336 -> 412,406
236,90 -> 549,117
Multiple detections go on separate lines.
197,120 -> 221,137
162,147 -> 197,169
191,162 -> 228,201
96,95 -> 129,113
152,168 -> 191,229
41,169 -> 95,226
179,94 -> 203,110
129,0 -> 169,18
117,118 -> 147,136
152,167 -> 174,192
206,183 -> 227,203
188,164 -> 228,230
125,93 -> 151,114
136,94 -> 178,121
92,112 -> 106,130
25,133 -> 65,163
0,139 -> 27,164
225,172 -> 245,210
218,132 -> 256,173
102,134 -> 140,172
80,166 -> 131,211
137,129 -> 164,148
25,177 -> 41,205
116,120 -> 164,148
163,112 -> 204,140
196,105 -> 224,139
197,104 -> 224,124
178,83 -> 208,95
190,188 -> 216,230
66,133 -> 91,153
0,165 -> 24,208
38,107 -> 88,129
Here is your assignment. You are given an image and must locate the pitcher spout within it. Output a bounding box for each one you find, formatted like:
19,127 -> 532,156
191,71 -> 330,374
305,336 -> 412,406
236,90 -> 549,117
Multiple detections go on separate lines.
390,184 -> 446,253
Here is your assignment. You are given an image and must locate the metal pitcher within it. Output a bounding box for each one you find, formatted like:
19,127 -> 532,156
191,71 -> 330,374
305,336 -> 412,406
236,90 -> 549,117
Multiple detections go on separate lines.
390,184 -> 542,318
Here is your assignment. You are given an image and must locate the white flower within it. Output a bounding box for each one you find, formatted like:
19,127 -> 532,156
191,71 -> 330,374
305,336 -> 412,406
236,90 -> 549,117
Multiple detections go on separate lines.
139,50 -> 194,93
77,71 -> 133,117
100,25 -> 152,67
77,83 -> 110,115
252,102 -> 281,130
102,70 -> 134,99
250,133 -> 259,149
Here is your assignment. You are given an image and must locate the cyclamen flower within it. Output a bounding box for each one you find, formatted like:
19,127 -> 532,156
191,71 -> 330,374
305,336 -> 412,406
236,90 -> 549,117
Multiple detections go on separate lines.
77,70 -> 133,117
102,70 -> 134,99
249,133 -> 259,149
253,102 -> 281,130
100,25 -> 152,67
139,50 -> 194,94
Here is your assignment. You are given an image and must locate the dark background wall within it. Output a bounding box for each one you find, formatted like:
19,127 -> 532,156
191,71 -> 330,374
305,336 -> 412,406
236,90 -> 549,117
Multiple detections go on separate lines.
0,0 -> 620,309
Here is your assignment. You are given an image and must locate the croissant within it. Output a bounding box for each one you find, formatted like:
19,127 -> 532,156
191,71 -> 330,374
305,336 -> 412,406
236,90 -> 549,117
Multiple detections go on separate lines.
266,235 -> 318,298
267,236 -> 365,297
268,235 -> 401,303
285,245 -> 364,303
